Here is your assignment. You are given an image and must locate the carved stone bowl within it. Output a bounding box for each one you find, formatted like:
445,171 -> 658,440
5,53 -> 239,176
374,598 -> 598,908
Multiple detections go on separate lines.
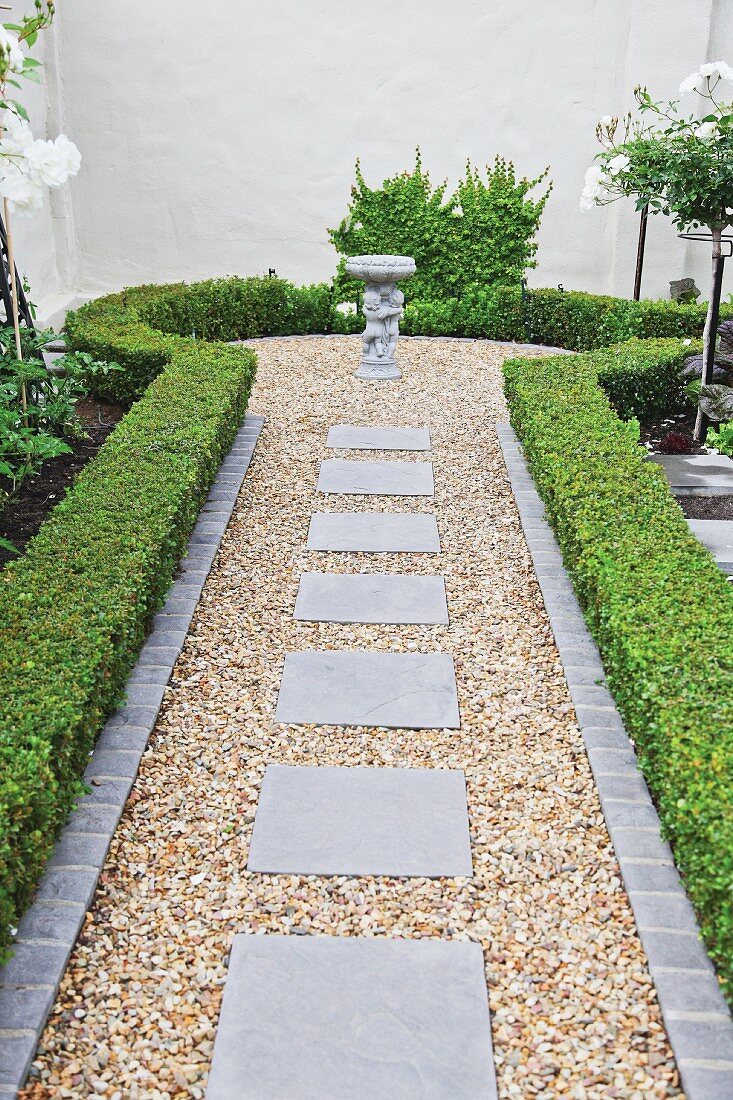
345,255 -> 416,284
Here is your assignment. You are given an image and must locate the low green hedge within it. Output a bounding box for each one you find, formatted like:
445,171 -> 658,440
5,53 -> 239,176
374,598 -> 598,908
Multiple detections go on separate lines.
69,277 -> 728,404
67,278 -> 331,404
503,337 -> 733,996
0,335 -> 256,960
400,285 -> 732,349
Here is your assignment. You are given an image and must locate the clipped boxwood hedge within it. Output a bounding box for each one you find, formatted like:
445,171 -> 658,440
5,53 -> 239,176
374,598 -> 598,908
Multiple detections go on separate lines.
398,285 -> 733,349
0,333 -> 256,961
69,276 -> 730,402
503,337 -> 733,996
67,277 -> 332,404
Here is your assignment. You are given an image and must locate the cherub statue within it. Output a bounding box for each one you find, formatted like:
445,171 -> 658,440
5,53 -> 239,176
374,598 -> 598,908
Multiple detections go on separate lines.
382,285 -> 404,361
361,286 -> 387,359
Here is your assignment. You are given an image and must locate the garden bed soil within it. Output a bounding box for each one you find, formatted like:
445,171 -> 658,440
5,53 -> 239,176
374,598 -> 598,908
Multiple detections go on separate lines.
0,396 -> 124,570
640,407 -> 706,455
679,496 -> 733,521
641,409 -> 733,519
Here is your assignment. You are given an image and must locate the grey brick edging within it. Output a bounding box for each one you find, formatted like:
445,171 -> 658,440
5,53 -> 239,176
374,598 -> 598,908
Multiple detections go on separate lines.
497,422 -> 733,1099
0,413 -> 265,1096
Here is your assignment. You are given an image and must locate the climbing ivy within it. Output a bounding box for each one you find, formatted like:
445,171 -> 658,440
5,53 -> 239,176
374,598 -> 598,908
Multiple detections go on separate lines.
329,149 -> 551,302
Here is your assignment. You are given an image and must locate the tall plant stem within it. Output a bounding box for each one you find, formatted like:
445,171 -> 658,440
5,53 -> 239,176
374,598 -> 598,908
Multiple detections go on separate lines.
0,90 -> 26,413
694,224 -> 723,443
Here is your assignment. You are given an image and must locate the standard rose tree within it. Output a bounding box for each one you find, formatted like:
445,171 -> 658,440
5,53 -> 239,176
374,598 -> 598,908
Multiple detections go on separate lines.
581,62 -> 733,440
0,2 -> 81,382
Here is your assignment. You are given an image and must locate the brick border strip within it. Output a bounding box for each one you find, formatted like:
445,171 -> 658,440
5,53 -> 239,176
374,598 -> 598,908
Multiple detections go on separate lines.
496,422 -> 733,1099
0,413 -> 265,1096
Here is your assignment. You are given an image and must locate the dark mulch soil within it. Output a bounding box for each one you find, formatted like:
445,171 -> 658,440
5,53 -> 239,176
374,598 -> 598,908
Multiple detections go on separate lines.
640,407 -> 706,455
679,496 -> 733,521
640,409 -> 733,519
0,396 -> 125,570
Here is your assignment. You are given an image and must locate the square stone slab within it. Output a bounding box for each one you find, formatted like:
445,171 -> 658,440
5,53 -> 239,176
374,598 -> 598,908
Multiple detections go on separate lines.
649,453 -> 733,495
294,572 -> 448,624
327,425 -> 431,450
317,459 -> 434,496
687,518 -> 733,573
275,651 -> 460,728
206,935 -> 497,1100
307,512 -> 441,553
247,765 -> 472,876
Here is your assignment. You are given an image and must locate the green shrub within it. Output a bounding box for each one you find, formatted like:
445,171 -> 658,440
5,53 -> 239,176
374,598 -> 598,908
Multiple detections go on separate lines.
0,335 -> 256,960
503,338 -> 733,997
329,149 -> 550,302
399,287 -> 729,350
591,337 -> 694,420
67,277 -> 332,404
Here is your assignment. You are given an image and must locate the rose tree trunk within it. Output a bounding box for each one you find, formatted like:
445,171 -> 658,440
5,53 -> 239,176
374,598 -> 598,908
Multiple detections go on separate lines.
694,224 -> 723,443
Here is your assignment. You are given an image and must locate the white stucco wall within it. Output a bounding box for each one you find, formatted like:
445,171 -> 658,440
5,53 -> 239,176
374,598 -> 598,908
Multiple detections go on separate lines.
9,0 -> 733,322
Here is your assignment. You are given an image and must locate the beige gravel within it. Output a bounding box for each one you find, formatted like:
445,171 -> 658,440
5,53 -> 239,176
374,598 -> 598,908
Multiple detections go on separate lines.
22,336 -> 682,1099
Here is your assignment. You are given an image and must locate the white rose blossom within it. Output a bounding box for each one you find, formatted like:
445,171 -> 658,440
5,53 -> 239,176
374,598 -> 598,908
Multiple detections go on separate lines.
0,111 -> 81,213
607,153 -> 630,176
680,60 -> 733,97
0,25 -> 25,75
695,120 -> 718,142
0,166 -> 43,213
26,134 -> 81,186
580,163 -> 612,211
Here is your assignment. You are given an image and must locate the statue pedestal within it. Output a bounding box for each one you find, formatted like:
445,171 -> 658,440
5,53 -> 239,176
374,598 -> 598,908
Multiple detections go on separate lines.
345,255 -> 416,383
355,355 -> 401,381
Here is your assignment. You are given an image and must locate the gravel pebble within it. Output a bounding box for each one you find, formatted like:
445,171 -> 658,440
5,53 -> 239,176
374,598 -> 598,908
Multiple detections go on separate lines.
21,337 -> 683,1098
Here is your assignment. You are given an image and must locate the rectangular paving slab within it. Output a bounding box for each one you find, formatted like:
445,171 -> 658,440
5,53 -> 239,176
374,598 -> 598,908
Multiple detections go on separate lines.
317,459 -> 434,496
326,425 -> 431,450
648,453 -> 733,495
275,651 -> 460,728
687,517 -> 733,573
247,765 -> 472,876
294,572 -> 449,624
307,511 -> 441,553
206,935 -> 496,1100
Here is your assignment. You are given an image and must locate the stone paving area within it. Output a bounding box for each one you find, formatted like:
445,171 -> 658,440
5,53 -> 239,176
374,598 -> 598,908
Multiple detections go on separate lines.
649,452 -> 733,575
21,337 -> 685,1098
685,518 -> 733,574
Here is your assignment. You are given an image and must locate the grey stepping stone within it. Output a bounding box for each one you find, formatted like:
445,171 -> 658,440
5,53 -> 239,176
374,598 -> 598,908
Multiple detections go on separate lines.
327,425 -> 431,450
687,518 -> 733,573
207,935 -> 496,1100
307,512 -> 441,553
275,651 -> 460,729
247,765 -> 472,877
648,453 -> 733,495
294,572 -> 448,624
317,459 -> 434,496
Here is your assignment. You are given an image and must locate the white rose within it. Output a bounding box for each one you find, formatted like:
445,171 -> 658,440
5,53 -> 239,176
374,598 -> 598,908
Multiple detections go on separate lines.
0,165 -> 44,214
695,120 -> 717,141
53,134 -> 81,177
584,164 -> 606,186
0,111 -> 33,158
0,25 -> 25,75
680,70 -> 705,97
26,134 -> 81,187
580,163 -> 612,211
700,60 -> 733,82
599,115 -> 614,127
607,153 -> 630,175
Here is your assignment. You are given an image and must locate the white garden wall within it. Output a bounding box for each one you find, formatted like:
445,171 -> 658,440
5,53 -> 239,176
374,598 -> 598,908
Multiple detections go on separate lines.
9,0 -> 733,324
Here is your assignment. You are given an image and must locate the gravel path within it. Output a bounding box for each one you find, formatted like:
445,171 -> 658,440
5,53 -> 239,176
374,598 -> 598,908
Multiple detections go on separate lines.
22,337 -> 682,1099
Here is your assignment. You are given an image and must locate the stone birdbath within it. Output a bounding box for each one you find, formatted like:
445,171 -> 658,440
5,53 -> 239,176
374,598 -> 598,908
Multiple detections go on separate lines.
345,254 -> 416,380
